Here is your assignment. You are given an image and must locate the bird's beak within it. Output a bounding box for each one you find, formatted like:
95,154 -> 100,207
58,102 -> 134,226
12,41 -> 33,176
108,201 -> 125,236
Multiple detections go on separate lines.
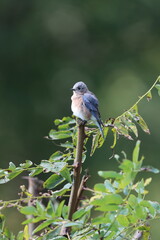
70,88 -> 75,91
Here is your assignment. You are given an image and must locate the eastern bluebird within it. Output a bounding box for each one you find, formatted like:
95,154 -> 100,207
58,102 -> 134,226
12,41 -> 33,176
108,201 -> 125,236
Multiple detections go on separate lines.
71,81 -> 103,136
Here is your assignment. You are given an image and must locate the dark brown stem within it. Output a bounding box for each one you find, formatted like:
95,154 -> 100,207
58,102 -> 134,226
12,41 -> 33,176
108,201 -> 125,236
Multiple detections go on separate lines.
23,177 -> 44,237
68,121 -> 86,220
74,174 -> 90,211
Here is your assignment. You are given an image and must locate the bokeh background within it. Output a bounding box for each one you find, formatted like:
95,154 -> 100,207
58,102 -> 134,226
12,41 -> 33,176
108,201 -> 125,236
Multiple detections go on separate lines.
0,0 -> 160,238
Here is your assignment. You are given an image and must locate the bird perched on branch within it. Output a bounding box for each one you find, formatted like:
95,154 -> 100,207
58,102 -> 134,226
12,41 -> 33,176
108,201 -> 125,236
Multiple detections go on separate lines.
71,81 -> 103,136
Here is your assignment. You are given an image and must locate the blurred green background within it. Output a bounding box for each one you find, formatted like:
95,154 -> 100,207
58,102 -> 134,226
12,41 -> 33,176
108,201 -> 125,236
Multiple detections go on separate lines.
0,0 -> 160,238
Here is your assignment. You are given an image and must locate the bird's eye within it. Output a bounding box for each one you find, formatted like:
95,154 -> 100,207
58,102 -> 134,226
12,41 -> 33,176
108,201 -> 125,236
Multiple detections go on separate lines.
77,87 -> 81,90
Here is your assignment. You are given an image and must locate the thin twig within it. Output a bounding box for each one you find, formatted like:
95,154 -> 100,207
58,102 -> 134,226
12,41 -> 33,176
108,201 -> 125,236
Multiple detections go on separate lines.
74,174 -> 90,211
0,193 -> 53,209
116,76 -> 160,121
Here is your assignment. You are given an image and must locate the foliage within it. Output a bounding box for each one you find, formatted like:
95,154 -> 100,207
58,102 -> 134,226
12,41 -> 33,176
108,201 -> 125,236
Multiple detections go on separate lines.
0,77 -> 160,239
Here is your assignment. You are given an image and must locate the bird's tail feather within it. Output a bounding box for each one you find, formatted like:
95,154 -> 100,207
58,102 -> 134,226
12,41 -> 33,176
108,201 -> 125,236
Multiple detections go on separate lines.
97,120 -> 104,137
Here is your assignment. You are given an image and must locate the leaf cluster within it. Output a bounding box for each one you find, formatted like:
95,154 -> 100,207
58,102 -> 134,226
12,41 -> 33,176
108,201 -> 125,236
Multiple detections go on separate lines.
0,77 -> 160,239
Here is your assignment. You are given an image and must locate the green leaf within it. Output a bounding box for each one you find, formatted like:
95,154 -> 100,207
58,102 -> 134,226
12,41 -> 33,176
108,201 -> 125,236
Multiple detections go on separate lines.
54,117 -> 75,126
104,180 -> 115,193
90,127 -> 109,156
0,177 -> 10,184
155,84 -> 160,96
8,170 -> 23,180
90,134 -> 100,156
123,119 -> 138,137
103,126 -> 109,138
44,174 -> 64,189
111,128 -> 117,149
130,107 -> 150,134
97,127 -> 109,149
94,183 -> 106,192
36,201 -> 45,215
149,201 -> 160,214
155,84 -> 160,90
92,216 -> 111,225
8,162 -> 16,170
46,201 -> 55,218
130,104 -> 138,115
60,141 -> 73,149
55,200 -> 65,217
91,194 -> 123,211
117,215 -> 129,227
135,205 -> 147,219
47,237 -> 67,240
140,200 -> 156,217
20,206 -> 37,216
72,205 -> 92,221
72,226 -> 93,238
0,214 -> 5,230
119,172 -> 133,188
0,169 -> 6,178
98,171 -> 122,179
96,204 -> 119,211
128,213 -> 139,224
40,161 -> 67,173
3,227 -> 15,239
114,120 -> 133,140
119,160 -> 133,172
17,231 -> 24,240
134,180 -> 145,194
54,119 -> 62,125
60,167 -> 72,183
128,194 -> 138,207
142,229 -> 150,240
72,208 -> 86,220
39,161 -> 54,172
49,129 -> 72,140
62,116 -> 76,124
104,231 -> 117,240
144,177 -> 152,186
33,219 -> 54,234
52,183 -> 71,197
24,225 -> 29,240
132,140 -> 140,163
29,168 -> 43,177
137,115 -> 150,134
49,151 -> 63,161
58,124 -> 70,131
22,216 -> 44,225
62,205 -> 69,219
63,221 -> 83,228
20,160 -> 33,168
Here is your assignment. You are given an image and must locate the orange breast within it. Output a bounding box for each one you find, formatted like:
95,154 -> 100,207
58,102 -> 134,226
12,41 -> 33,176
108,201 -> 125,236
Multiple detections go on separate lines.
71,94 -> 91,120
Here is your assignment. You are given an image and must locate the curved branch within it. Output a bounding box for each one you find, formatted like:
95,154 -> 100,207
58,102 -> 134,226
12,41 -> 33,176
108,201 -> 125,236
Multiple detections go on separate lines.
116,76 -> 160,121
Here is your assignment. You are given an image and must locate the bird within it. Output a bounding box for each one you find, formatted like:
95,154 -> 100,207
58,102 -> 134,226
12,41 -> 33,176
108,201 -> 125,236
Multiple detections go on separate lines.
71,81 -> 103,136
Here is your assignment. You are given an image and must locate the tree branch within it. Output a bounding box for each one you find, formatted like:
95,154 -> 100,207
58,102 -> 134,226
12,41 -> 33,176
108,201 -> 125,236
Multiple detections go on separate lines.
68,121 -> 86,220
74,173 -> 90,212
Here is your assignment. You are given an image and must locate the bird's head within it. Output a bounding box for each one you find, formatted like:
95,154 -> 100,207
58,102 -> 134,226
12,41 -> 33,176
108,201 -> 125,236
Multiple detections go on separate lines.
71,81 -> 88,94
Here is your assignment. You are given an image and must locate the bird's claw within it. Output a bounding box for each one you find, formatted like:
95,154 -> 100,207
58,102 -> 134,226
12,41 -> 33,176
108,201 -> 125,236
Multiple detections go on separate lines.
77,118 -> 87,126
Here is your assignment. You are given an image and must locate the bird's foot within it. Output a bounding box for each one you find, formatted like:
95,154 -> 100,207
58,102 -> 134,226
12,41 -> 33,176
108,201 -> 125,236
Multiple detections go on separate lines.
77,118 -> 87,126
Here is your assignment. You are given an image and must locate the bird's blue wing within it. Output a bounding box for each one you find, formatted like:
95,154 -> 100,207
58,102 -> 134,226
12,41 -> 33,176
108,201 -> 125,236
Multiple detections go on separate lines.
83,92 -> 103,136
83,93 -> 100,119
